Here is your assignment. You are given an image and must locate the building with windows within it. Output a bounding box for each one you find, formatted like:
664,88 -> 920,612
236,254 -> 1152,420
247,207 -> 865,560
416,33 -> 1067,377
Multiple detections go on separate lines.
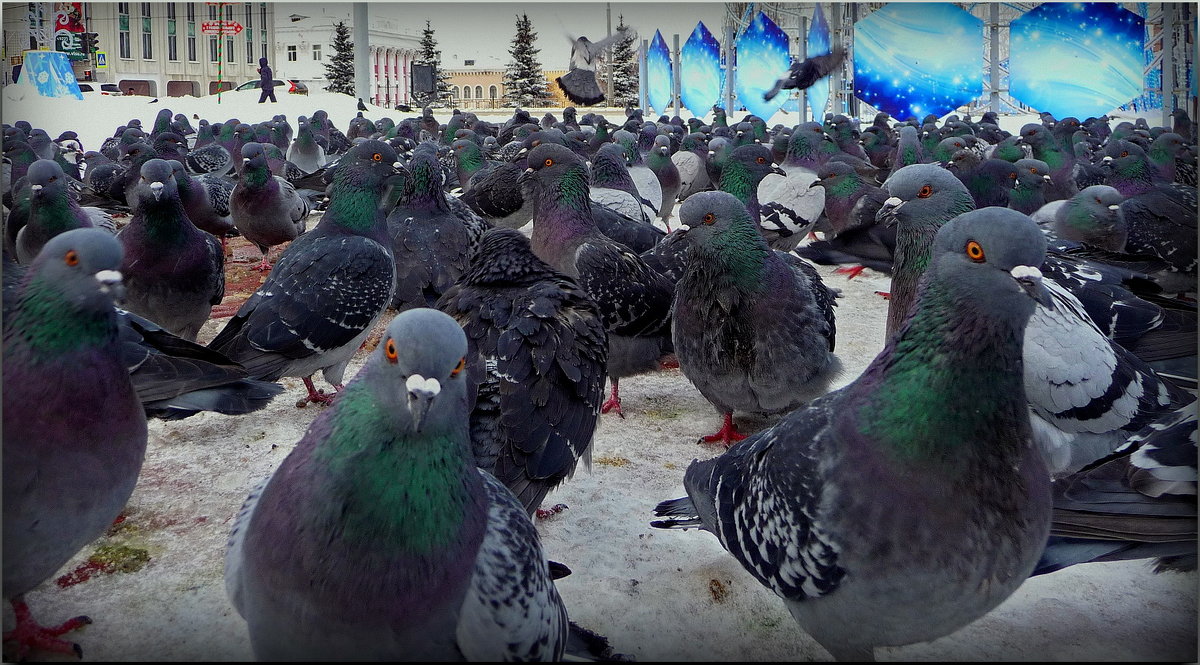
271,4 -> 421,108
3,2 -> 276,95
443,53 -> 571,110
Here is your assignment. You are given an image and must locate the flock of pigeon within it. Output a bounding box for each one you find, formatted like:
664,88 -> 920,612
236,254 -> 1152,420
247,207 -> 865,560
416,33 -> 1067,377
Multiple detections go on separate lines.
2,93 -> 1197,661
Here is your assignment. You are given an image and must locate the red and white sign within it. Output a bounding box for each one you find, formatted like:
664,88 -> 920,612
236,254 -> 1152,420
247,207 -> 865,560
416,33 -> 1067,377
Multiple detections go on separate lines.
200,20 -> 243,35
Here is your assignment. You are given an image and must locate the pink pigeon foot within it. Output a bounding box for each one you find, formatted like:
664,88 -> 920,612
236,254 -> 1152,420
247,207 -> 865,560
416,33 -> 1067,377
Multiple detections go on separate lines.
599,380 -> 624,418
834,265 -> 867,280
700,413 -> 748,448
297,377 -> 341,407
4,597 -> 91,661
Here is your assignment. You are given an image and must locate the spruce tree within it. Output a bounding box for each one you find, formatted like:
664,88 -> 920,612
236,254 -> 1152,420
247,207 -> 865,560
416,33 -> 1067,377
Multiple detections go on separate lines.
503,13 -> 551,108
323,20 -> 355,96
610,15 -> 638,108
414,20 -> 452,106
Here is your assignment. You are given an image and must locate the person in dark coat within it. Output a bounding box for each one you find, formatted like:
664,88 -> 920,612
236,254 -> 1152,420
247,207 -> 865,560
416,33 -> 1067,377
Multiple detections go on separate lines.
258,57 -> 276,103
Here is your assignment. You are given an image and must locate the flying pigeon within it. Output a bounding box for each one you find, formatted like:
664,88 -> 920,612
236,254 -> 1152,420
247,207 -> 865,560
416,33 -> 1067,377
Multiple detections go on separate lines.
555,27 -> 632,106
763,47 -> 846,102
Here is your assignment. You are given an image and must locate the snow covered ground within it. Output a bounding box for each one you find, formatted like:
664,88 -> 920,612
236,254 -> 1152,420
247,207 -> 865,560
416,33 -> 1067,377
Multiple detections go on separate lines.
3,87 -> 1196,661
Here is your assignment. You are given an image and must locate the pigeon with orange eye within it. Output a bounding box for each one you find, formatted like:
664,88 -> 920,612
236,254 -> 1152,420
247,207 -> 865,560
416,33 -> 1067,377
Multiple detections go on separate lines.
225,308 -> 606,661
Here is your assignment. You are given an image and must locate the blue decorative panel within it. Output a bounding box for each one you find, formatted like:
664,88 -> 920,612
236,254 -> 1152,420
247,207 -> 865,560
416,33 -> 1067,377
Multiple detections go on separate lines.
18,49 -> 84,100
646,30 -> 673,115
1010,2 -> 1143,119
680,21 -> 722,118
807,4 -> 832,121
853,3 -> 983,120
734,11 -> 790,120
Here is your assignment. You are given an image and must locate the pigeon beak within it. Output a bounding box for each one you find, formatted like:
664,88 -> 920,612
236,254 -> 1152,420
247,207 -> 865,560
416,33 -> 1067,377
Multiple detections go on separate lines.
1011,265 -> 1051,307
1042,174 -> 1051,182
406,374 -> 441,434
771,164 -> 786,176
150,181 -> 164,200
94,269 -> 125,302
877,196 -> 905,227
393,161 -> 403,169
1108,204 -> 1120,211
1102,155 -> 1113,163
30,183 -> 43,193
243,157 -> 251,166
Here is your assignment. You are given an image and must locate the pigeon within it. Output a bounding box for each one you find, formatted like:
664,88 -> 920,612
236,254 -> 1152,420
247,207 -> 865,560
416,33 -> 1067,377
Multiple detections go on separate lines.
15,159 -> 115,265
168,160 -> 236,242
888,125 -> 926,178
1033,400 -> 1197,576
1008,158 -> 1052,215
1017,123 -> 1078,201
720,143 -> 823,251
652,207 -> 1054,662
556,28 -> 632,106
646,134 -> 682,228
356,96 -> 368,112
4,229 -> 146,661
117,158 -> 224,342
673,132 -> 712,201
437,228 -> 608,517
460,157 -> 535,229
224,308 -> 572,660
875,164 -> 977,336
520,143 -> 674,417
208,140 -> 400,406
286,118 -> 328,175
794,160 -> 895,277
230,142 -> 311,271
1048,184 -> 1128,251
589,142 -> 660,224
763,47 -> 845,102
611,130 -> 664,218
667,191 -> 840,445
386,144 -> 474,311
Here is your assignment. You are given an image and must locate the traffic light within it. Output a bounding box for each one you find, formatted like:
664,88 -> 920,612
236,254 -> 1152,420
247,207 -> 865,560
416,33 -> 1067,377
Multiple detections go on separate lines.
81,32 -> 99,54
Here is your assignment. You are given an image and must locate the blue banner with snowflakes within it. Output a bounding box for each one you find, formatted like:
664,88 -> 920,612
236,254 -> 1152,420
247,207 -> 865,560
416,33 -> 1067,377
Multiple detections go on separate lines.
646,30 -> 673,115
680,21 -> 722,119
853,3 -> 983,121
17,49 -> 84,100
807,5 -> 832,122
1010,2 -> 1143,119
734,11 -> 790,121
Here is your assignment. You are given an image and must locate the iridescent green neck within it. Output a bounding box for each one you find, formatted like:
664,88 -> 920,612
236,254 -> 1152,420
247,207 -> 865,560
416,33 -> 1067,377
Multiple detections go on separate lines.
316,379 -> 478,553
8,277 -> 115,356
693,222 -> 768,289
325,175 -> 382,234
857,277 -> 1026,465
242,163 -> 270,189
719,163 -> 755,205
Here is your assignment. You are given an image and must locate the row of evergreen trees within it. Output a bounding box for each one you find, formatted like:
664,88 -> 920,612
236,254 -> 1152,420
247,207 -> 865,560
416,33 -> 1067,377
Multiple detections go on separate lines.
321,14 -> 638,108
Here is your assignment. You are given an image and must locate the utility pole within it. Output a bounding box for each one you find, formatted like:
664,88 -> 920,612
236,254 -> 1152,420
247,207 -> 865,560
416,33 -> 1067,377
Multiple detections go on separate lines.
606,3 -> 613,106
989,3 -> 1000,114
353,3 -> 370,103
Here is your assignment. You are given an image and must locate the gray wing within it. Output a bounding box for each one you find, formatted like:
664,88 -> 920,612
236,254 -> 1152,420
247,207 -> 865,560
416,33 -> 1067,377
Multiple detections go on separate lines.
455,472 -> 568,661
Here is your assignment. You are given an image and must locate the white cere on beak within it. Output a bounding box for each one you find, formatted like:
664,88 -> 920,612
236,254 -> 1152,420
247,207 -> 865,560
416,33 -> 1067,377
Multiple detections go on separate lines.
884,196 -> 903,207
405,374 -> 441,396
1042,174 -> 1051,181
94,270 -> 122,293
1010,265 -> 1043,281
1102,155 -> 1113,163
1108,204 -> 1120,211
150,181 -> 164,199
393,161 -> 403,169
30,184 -> 43,192
243,157 -> 251,165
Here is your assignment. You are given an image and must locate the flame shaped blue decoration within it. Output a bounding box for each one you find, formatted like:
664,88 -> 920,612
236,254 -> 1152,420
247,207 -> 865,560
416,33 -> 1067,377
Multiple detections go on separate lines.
734,11 -> 790,120
680,21 -> 723,119
807,4 -> 832,121
1009,2 -> 1143,119
853,3 -> 983,120
646,30 -> 673,114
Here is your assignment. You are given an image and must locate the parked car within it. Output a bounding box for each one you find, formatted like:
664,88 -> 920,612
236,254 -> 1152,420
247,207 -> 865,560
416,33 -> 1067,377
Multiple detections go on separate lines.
234,79 -> 308,95
78,83 -> 123,95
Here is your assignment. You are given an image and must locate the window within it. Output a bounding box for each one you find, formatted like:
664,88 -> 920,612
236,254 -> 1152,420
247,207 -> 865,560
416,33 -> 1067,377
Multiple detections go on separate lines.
167,3 -> 176,20
209,36 -> 219,62
261,42 -> 267,60
287,45 -> 297,62
167,6 -> 177,61
474,85 -> 482,98
261,4 -> 267,34
245,3 -> 252,29
312,44 -> 322,60
168,35 -> 178,61
188,35 -> 196,61
489,85 -> 497,98
452,86 -> 460,98
464,59 -> 474,66
463,86 -> 471,99
227,38 -> 235,62
141,3 -> 152,59
246,39 -> 254,64
118,4 -> 131,58
208,5 -> 217,20
186,3 -> 196,60
187,3 -> 194,21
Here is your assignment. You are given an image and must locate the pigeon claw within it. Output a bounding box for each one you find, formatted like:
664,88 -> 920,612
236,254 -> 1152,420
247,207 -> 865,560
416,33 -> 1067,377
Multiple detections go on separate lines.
874,290 -> 892,300
250,258 -> 273,272
834,265 -> 867,280
535,504 -> 569,520
600,381 -> 625,418
4,598 -> 91,662
298,378 -> 339,407
700,413 -> 748,448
